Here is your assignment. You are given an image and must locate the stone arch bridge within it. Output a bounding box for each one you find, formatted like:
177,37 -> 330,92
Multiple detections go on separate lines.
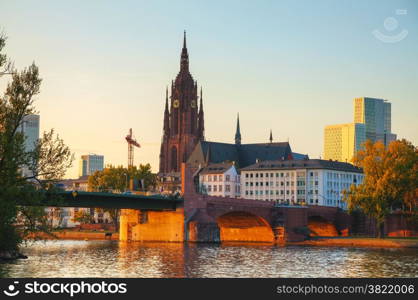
24,164 -> 350,243
119,163 -> 351,243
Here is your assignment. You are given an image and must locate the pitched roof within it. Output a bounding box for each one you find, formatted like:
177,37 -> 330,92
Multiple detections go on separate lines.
241,159 -> 363,173
199,162 -> 235,175
187,140 -> 298,169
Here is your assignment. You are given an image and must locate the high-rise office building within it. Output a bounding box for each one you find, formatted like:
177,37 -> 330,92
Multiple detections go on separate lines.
19,114 -> 40,152
353,97 -> 397,146
18,114 -> 40,177
324,97 -> 396,163
79,154 -> 104,177
324,123 -> 366,163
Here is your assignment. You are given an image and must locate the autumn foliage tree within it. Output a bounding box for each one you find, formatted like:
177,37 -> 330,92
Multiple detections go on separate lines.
343,139 -> 418,238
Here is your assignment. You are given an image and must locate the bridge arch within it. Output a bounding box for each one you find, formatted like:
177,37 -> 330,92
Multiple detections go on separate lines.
216,211 -> 274,243
308,215 -> 338,237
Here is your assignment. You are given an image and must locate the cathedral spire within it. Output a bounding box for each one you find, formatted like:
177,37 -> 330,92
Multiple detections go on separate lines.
180,30 -> 189,72
163,86 -> 170,135
165,86 -> 169,110
235,113 -> 241,145
199,86 -> 203,109
198,86 -> 205,140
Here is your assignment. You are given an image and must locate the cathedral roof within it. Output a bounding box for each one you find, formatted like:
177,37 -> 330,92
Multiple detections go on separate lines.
187,140 -> 299,169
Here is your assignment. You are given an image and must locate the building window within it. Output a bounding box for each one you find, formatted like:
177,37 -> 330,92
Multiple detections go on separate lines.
219,175 -> 223,181
219,185 -> 223,192
208,175 -> 212,182
214,185 -> 217,192
225,185 -> 231,192
208,185 -> 212,192
245,173 -> 249,178
214,175 -> 217,182
226,175 -> 230,182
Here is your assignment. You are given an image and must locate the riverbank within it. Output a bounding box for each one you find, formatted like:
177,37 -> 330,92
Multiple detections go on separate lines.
290,237 -> 418,248
27,230 -> 119,241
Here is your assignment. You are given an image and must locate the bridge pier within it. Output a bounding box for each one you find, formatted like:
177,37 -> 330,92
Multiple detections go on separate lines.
119,208 -> 184,242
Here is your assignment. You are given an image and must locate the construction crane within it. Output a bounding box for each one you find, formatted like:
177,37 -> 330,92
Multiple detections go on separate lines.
125,128 -> 140,168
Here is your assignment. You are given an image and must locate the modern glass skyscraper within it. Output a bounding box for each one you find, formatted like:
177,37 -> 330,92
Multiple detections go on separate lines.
79,154 -> 104,177
19,114 -> 40,153
353,97 -> 396,146
18,114 -> 40,177
324,123 -> 366,163
324,97 -> 397,164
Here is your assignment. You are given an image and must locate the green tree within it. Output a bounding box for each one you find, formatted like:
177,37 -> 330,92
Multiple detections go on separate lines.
343,139 -> 418,238
88,164 -> 156,193
87,164 -> 156,231
0,33 -> 73,255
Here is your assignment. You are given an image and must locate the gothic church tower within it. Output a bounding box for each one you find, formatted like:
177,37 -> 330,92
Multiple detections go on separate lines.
159,32 -> 205,174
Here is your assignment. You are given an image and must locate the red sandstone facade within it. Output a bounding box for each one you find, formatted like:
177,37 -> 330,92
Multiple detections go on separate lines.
159,32 -> 204,175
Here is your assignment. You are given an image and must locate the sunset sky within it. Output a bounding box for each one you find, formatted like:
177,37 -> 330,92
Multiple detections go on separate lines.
1,0 -> 417,178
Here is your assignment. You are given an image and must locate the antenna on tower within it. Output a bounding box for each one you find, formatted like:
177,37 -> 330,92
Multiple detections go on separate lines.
125,128 -> 140,168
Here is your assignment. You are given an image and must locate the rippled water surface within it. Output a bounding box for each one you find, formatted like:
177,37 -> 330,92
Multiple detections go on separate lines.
1,241 -> 417,277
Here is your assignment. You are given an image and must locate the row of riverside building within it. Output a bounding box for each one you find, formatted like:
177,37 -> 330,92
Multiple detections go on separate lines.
157,33 -> 398,210
198,159 -> 363,209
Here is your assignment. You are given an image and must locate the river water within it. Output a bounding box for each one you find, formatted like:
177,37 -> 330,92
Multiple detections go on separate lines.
0,240 -> 417,278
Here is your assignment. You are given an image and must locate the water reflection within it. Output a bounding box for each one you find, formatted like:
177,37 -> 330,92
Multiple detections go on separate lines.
0,241 -> 417,278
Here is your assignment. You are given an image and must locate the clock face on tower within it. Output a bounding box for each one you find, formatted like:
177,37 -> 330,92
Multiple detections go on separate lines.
173,99 -> 180,108
191,100 -> 197,108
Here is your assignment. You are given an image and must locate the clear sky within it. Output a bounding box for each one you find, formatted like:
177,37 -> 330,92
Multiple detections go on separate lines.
1,0 -> 417,178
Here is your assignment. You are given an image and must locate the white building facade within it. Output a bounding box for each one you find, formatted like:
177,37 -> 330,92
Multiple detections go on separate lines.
241,159 -> 363,209
199,163 -> 241,198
